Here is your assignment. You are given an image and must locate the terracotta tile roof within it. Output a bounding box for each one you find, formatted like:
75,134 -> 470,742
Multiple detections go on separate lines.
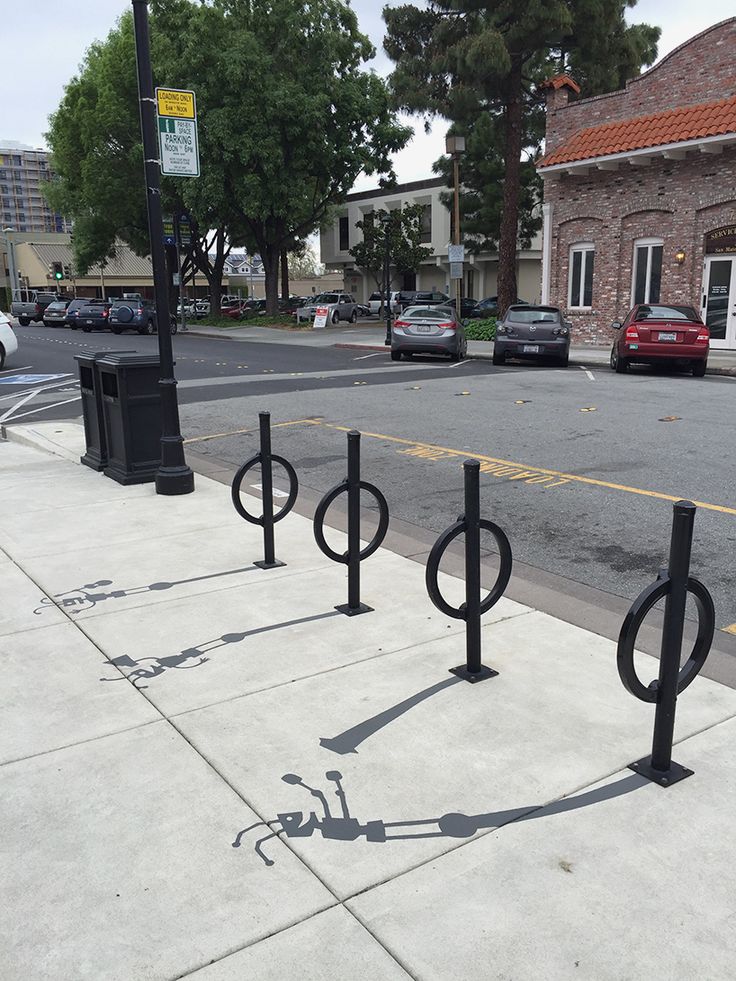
539,75 -> 581,94
540,95 -> 736,167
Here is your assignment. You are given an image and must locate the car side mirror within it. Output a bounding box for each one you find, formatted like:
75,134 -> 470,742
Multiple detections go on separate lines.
610,320 -> 622,330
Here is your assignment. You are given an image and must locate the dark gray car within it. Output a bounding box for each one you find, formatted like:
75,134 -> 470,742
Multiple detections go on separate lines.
391,305 -> 467,361
493,305 -> 571,366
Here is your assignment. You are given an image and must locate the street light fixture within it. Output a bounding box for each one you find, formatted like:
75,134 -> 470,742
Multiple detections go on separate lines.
445,133 -> 466,323
379,210 -> 393,346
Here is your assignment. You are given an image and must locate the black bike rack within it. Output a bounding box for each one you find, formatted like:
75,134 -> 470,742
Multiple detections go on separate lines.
231,411 -> 299,569
426,459 -> 512,682
617,500 -> 715,786
313,430 -> 389,616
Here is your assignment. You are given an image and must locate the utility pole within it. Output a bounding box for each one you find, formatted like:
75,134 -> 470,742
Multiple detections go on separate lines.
131,0 -> 194,495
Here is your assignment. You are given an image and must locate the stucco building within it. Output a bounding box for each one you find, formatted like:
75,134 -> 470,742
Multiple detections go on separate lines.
538,18 -> 736,350
321,176 -> 542,304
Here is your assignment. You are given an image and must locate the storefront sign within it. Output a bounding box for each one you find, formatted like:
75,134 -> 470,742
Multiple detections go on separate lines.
705,226 -> 736,255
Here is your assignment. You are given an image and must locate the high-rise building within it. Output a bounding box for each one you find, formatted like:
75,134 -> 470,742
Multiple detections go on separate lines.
0,141 -> 71,234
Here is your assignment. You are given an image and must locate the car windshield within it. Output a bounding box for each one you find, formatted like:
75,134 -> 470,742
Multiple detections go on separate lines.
402,306 -> 454,321
47,302 -> 66,310
506,307 -> 560,324
314,294 -> 338,304
636,305 -> 699,321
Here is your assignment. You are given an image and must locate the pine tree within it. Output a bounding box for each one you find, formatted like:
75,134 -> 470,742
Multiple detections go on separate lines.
384,1 -> 659,315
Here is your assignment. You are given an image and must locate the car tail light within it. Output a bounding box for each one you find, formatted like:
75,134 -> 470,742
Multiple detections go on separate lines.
695,329 -> 709,344
393,319 -> 410,329
102,309 -> 109,318
625,325 -> 639,341
34,303 -> 42,314
137,308 -> 144,315
438,321 -> 456,330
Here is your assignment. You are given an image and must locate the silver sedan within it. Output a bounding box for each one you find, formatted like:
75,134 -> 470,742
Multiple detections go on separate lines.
390,305 -> 467,361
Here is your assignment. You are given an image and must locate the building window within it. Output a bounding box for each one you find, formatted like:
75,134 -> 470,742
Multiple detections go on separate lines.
568,243 -> 595,308
339,215 -> 349,252
632,239 -> 663,305
420,204 -> 431,244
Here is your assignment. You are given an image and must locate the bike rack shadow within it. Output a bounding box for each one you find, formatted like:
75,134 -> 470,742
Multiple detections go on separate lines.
33,566 -> 260,616
319,675 -> 464,755
232,770 -> 644,866
100,610 -> 341,689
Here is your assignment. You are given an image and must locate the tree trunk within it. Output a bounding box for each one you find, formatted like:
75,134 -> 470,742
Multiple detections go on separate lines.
497,55 -> 524,319
262,245 -> 280,315
280,249 -> 289,301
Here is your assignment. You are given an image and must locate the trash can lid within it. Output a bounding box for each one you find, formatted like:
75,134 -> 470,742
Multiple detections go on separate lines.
96,352 -> 161,368
75,349 -> 137,364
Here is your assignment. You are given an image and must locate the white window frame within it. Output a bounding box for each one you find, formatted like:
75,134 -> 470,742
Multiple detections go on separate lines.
631,237 -> 664,305
568,242 -> 595,309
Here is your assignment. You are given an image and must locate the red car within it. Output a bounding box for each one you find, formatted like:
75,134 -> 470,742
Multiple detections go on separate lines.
610,304 -> 709,377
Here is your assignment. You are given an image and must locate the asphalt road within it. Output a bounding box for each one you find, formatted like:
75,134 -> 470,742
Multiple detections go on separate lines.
4,322 -> 736,632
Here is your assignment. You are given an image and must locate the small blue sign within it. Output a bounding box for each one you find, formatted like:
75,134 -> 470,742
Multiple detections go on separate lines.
0,373 -> 72,385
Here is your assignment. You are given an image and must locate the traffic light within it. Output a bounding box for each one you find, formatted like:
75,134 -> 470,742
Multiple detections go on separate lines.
51,261 -> 63,281
63,263 -> 72,280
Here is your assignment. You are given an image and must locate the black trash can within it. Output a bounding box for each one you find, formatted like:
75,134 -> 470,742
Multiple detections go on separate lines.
75,351 -> 136,471
96,352 -> 162,484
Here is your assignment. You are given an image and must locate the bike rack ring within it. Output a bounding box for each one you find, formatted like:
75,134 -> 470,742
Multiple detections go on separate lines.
231,453 -> 299,527
617,574 -> 715,703
426,518 -> 512,620
313,479 -> 389,564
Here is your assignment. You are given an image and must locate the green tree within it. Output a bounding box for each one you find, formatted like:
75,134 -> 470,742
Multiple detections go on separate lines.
350,204 -> 433,297
384,1 -> 659,314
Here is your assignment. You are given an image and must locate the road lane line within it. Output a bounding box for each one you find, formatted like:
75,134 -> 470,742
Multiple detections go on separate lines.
320,422 -> 736,516
0,365 -> 33,374
184,418 -> 320,444
3,396 -> 82,422
0,389 -> 40,423
578,366 -> 596,381
446,359 -> 469,368
353,353 -> 383,360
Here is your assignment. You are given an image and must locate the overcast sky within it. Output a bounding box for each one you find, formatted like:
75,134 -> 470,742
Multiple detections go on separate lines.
4,1 -> 734,193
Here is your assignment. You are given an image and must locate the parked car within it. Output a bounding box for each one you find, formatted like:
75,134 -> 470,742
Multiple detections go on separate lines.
221,301 -> 245,320
10,289 -> 60,325
109,297 -> 157,335
493,305 -> 571,366
43,299 -> 71,327
393,290 -> 418,312
610,304 -> 709,376
468,296 -> 528,319
296,292 -> 359,324
355,302 -> 371,318
0,310 -> 19,369
65,298 -> 89,329
367,291 -> 400,315
195,300 -> 211,317
77,299 -> 113,332
391,304 -> 467,362
413,290 -> 451,309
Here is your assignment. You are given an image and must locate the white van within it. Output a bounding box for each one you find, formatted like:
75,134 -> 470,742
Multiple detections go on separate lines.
367,291 -> 399,315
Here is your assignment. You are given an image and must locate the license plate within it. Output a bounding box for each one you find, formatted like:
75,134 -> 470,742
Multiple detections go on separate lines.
523,344 -> 540,353
85,320 -> 94,325
417,324 -> 431,332
658,332 -> 677,342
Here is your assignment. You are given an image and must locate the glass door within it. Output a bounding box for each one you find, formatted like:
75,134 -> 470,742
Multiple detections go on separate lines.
702,257 -> 736,350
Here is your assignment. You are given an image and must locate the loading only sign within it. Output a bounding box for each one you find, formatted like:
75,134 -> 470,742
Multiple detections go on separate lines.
156,87 -> 200,178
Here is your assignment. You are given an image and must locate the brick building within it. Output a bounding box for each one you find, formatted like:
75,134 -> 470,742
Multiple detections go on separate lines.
537,18 -> 736,350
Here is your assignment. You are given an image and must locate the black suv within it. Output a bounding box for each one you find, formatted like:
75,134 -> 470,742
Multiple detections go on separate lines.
108,298 -> 177,335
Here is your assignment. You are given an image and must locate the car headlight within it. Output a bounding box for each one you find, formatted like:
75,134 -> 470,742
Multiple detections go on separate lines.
496,324 -> 506,334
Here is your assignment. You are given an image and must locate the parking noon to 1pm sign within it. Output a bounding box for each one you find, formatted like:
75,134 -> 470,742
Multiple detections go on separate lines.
156,87 -> 200,178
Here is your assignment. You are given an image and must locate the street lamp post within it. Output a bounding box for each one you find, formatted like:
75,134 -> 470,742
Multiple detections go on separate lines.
445,134 -> 466,323
379,211 -> 392,346
131,0 -> 194,495
1,227 -> 18,299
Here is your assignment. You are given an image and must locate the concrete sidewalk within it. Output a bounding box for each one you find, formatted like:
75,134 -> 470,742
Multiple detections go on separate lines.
2,424 -> 736,980
183,322 -> 736,376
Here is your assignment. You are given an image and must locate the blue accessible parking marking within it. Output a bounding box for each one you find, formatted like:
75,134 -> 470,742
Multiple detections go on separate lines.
0,373 -> 72,385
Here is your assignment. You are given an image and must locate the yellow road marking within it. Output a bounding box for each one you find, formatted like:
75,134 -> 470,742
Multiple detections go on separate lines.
319,423 -> 736,515
724,624 -> 736,636
184,419 -> 317,445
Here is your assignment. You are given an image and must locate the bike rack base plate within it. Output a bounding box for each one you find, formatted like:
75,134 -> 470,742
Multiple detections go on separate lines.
254,560 -> 287,570
335,602 -> 374,617
449,664 -> 499,684
629,756 -> 694,787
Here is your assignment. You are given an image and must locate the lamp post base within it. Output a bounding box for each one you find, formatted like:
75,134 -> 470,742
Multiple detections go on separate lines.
629,756 -> 693,787
155,465 -> 195,496
449,664 -> 499,684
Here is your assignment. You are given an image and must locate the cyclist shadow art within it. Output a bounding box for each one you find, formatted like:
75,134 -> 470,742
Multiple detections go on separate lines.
232,770 -> 643,867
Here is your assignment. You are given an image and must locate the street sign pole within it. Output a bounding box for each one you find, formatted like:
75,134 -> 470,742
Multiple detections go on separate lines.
131,0 -> 194,496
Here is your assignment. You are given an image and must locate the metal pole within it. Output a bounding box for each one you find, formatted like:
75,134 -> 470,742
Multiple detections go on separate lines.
3,232 -> 19,296
174,213 -> 187,332
347,430 -> 361,610
453,156 -> 461,323
259,411 -> 276,567
384,224 -> 391,346
464,460 -> 482,673
131,0 -> 194,495
650,501 -> 695,772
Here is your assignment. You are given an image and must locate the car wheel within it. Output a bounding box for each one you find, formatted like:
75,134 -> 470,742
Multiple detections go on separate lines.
390,350 -> 402,361
144,319 -> 155,335
83,326 -> 91,333
18,317 -> 29,326
112,326 -> 122,335
612,346 -> 628,373
492,350 -> 505,366
170,318 -> 178,335
350,310 -> 358,323
0,344 -> 5,370
692,360 -> 707,377
43,320 -> 51,328
332,310 -> 340,324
